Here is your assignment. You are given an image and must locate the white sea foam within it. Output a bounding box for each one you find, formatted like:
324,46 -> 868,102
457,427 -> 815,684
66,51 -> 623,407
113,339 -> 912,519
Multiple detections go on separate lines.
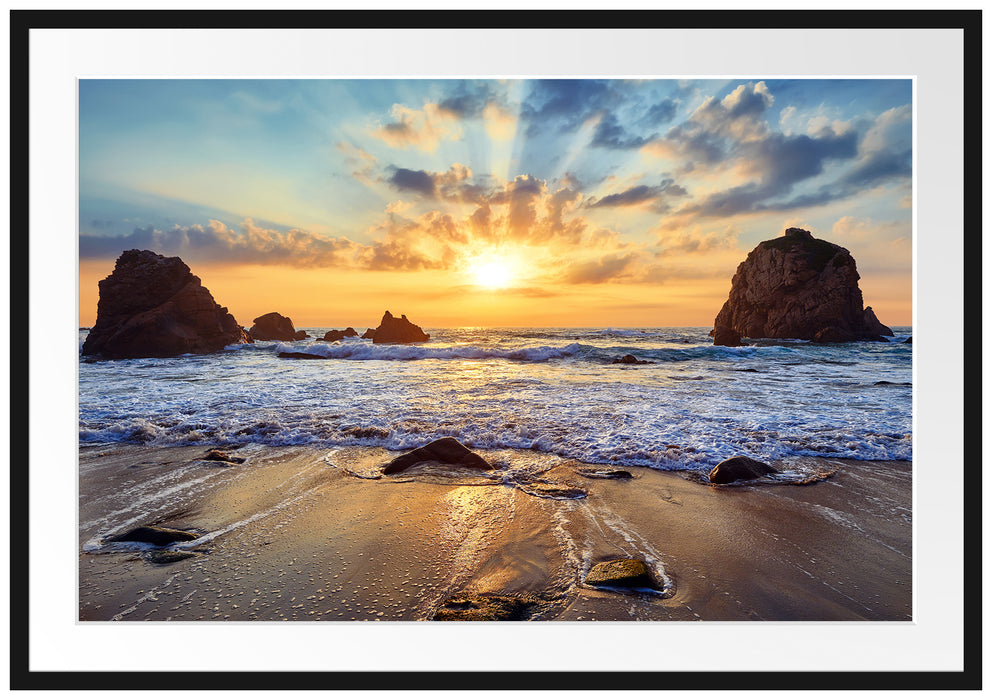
79,326 -> 913,472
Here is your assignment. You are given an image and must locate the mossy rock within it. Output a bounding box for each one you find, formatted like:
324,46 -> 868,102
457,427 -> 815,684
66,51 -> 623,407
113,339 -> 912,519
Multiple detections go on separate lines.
432,594 -> 543,621
584,558 -> 659,589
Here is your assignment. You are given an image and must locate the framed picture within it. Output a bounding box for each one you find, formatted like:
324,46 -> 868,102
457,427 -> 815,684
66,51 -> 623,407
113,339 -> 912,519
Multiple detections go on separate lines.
10,7 -> 980,692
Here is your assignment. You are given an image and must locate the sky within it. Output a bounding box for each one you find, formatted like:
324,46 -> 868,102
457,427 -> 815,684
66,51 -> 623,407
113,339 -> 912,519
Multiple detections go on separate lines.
78,78 -> 913,328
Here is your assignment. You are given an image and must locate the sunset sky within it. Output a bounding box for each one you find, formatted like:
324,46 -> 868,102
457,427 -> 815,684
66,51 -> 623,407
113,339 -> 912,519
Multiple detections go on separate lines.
79,78 -> 913,328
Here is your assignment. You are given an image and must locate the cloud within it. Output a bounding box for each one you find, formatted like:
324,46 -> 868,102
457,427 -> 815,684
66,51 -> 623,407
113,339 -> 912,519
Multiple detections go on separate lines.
388,168 -> 437,198
519,79 -> 614,136
641,97 -> 679,126
587,180 -> 688,210
372,103 -> 460,152
337,142 -> 377,185
560,252 -> 640,284
591,113 -> 656,150
655,225 -> 740,256
79,219 -> 356,267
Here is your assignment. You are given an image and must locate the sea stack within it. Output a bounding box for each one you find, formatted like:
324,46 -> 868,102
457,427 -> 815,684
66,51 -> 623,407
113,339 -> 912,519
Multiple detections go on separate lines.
371,311 -> 430,344
81,249 -> 251,359
712,228 -> 894,345
249,312 -> 299,342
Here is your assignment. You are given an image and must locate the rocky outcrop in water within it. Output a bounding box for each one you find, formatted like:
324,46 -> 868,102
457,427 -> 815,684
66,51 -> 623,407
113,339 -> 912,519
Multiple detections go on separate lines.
713,228 -> 894,345
611,354 -> 653,365
361,328 -> 376,340
708,456 -> 777,484
80,249 -> 251,359
322,327 -> 358,342
371,311 -> 430,344
249,312 -> 298,341
380,437 -> 491,475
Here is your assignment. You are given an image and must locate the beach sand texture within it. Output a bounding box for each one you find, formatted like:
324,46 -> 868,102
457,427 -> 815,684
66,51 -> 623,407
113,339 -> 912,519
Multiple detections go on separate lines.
79,444 -> 911,622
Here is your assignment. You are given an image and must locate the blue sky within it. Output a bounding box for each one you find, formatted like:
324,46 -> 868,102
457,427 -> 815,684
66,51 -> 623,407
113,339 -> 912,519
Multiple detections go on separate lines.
79,78 -> 913,326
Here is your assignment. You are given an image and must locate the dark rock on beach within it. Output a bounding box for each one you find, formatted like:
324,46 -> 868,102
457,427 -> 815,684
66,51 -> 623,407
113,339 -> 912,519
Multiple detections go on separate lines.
371,311 -> 430,344
708,456 -> 777,484
80,249 -> 251,359
380,437 -> 491,475
432,594 -> 547,621
611,354 -> 653,365
147,550 -> 200,565
249,312 -> 298,342
712,228 -> 894,345
108,526 -> 199,547
584,559 -> 661,590
203,449 -> 246,463
575,467 -> 634,480
278,351 -> 325,360
323,327 -> 359,342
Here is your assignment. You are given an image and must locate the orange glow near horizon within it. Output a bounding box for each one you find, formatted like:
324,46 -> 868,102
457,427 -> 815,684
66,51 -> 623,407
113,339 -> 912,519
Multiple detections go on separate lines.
78,257 -> 913,330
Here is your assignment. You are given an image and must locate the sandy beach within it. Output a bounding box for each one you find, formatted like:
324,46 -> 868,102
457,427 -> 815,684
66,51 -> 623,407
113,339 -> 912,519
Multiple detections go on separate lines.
79,443 -> 911,622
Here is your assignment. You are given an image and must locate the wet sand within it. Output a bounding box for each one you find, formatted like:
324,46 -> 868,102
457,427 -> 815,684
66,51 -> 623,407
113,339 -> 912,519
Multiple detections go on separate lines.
78,443 -> 911,622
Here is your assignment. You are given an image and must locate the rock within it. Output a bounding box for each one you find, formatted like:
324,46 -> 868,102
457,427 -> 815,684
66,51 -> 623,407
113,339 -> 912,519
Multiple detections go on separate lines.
203,449 -> 246,463
432,594 -> 546,621
148,550 -> 200,565
611,354 -> 653,365
322,327 -> 359,342
80,250 -> 251,359
249,312 -> 298,341
380,437 -> 491,475
712,326 -> 743,347
862,306 -> 894,336
575,467 -> 634,480
708,456 -> 777,484
515,481 -> 587,500
903,337 -> 912,344
107,526 -> 199,547
278,351 -> 325,360
712,228 -> 893,344
361,328 -> 376,340
584,559 -> 660,590
371,311 -> 430,344
294,330 -> 309,340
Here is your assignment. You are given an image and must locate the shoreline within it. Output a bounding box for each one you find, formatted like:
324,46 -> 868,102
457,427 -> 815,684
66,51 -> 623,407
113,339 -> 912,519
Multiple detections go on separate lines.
79,443 -> 912,622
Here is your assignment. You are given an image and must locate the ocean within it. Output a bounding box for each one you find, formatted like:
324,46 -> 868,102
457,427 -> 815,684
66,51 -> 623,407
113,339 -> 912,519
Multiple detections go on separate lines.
78,326 -> 913,475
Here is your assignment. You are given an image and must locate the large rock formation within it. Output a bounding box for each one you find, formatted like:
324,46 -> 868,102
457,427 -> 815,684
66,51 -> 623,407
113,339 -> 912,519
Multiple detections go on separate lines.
371,311 -> 430,344
248,312 -> 298,341
712,228 -> 894,345
81,250 -> 251,359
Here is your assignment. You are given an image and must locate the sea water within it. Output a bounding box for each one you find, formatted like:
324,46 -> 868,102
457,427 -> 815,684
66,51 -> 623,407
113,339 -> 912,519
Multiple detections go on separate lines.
78,327 -> 912,473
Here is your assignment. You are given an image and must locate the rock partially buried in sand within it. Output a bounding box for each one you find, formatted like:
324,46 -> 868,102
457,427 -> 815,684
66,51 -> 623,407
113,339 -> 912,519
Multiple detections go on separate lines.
584,558 -> 661,590
432,594 -> 546,621
80,249 -> 251,359
147,550 -> 200,565
708,456 -> 777,484
371,310 -> 430,344
203,449 -> 246,464
575,467 -> 634,480
380,437 -> 491,475
108,526 -> 199,547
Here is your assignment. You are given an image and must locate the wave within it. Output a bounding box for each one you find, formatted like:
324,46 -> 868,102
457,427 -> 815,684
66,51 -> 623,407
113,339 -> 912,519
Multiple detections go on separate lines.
272,341 -> 586,363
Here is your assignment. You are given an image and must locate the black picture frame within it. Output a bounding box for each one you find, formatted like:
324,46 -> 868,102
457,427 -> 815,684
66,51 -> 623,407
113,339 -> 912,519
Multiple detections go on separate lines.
9,8 -> 982,692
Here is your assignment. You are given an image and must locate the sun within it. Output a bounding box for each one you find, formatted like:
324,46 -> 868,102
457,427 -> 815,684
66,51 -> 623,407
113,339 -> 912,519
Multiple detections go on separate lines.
471,260 -> 515,289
